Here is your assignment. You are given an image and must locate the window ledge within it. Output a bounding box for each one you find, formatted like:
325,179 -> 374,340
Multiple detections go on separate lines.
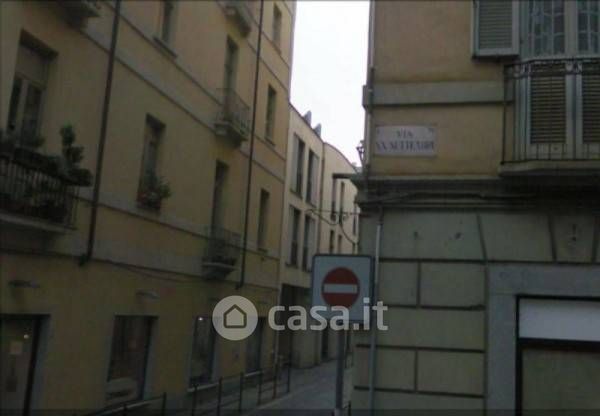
153,36 -> 177,59
499,160 -> 600,177
136,200 -> 162,213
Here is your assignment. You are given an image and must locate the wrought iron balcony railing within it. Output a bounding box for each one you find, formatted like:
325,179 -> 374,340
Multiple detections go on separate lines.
501,58 -> 600,171
215,88 -> 251,145
0,152 -> 79,227
202,225 -> 242,278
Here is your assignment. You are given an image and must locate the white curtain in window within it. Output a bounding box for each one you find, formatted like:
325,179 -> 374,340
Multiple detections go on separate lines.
578,0 -> 600,53
527,0 -> 565,56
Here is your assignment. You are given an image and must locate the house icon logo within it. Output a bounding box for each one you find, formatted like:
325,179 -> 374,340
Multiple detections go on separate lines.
212,295 -> 258,340
223,305 -> 247,329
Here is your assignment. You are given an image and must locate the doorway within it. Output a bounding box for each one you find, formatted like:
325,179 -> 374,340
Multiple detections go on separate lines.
0,315 -> 42,416
246,318 -> 265,373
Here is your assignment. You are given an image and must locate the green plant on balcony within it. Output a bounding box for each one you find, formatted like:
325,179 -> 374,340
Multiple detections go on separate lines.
137,173 -> 171,210
0,125 -> 93,186
0,125 -> 93,224
60,124 -> 92,186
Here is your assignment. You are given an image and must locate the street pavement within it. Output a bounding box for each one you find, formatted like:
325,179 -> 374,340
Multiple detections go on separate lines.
248,359 -> 353,415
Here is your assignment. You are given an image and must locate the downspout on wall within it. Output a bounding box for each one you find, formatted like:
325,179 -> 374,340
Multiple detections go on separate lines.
238,0 -> 265,289
368,204 -> 383,413
80,0 -> 121,265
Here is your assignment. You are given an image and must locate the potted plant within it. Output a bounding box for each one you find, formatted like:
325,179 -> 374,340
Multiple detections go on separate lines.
57,125 -> 93,186
137,173 -> 171,210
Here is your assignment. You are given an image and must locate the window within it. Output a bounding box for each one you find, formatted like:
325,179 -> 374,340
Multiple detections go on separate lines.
329,230 -> 335,254
291,135 -> 305,195
517,299 -> 600,411
272,5 -> 282,49
288,206 -> 300,266
330,180 -> 337,222
525,0 -> 565,56
224,37 -> 238,91
138,116 -> 164,196
0,316 -> 42,412
106,317 -> 153,404
189,317 -> 215,387
337,234 -> 343,254
306,151 -> 319,204
160,0 -> 176,44
257,189 -> 270,250
211,161 -> 228,230
265,86 -> 277,141
473,0 -> 519,57
339,182 -> 346,219
578,0 -> 600,54
513,0 -> 600,159
302,215 -> 314,271
524,0 -> 600,57
7,42 -> 49,137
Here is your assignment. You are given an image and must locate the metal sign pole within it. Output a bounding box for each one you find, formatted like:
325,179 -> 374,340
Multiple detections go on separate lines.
335,329 -> 346,416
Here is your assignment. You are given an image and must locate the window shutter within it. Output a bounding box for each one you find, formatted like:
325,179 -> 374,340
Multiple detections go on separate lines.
530,63 -> 566,144
473,0 -> 519,57
583,62 -> 600,143
287,206 -> 295,263
311,154 -> 319,204
290,137 -> 299,192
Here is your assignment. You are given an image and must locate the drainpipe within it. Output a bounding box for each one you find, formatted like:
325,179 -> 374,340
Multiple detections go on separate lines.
238,0 -> 265,289
367,204 -> 383,413
80,0 -> 121,265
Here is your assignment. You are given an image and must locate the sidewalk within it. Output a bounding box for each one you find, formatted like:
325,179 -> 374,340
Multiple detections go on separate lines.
248,360 -> 352,415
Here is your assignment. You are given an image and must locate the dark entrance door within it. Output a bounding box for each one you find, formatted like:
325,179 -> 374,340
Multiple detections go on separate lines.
0,315 -> 42,416
517,338 -> 600,413
246,318 -> 264,373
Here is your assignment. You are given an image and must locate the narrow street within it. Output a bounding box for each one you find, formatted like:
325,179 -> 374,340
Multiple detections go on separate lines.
249,360 -> 353,415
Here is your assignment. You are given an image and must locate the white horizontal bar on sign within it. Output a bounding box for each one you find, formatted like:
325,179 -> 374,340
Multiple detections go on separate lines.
520,298 -> 600,342
323,284 -> 358,294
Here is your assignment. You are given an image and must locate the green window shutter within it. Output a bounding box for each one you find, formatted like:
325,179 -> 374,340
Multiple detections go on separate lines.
473,0 -> 519,57
583,62 -> 600,143
530,63 -> 566,144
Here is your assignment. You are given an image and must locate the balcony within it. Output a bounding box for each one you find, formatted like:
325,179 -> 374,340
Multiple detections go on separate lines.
60,0 -> 101,26
0,151 -> 80,231
500,58 -> 600,177
214,88 -> 251,145
223,0 -> 252,37
202,225 -> 242,279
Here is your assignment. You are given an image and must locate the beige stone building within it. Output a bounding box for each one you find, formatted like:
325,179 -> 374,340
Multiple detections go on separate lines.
0,0 -> 295,413
278,106 -> 359,369
353,0 -> 600,412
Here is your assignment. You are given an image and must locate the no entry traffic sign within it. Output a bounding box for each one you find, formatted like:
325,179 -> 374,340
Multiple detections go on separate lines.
311,255 -> 373,323
322,267 -> 360,308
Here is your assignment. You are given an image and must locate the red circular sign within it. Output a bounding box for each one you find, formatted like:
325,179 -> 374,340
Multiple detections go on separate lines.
321,267 -> 360,308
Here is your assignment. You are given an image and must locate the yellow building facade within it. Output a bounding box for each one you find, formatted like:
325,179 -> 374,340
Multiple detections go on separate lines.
1,0 -> 295,412
354,0 -> 600,412
278,106 -> 359,369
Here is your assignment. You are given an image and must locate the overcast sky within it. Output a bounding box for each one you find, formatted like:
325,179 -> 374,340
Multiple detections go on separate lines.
290,1 -> 369,165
